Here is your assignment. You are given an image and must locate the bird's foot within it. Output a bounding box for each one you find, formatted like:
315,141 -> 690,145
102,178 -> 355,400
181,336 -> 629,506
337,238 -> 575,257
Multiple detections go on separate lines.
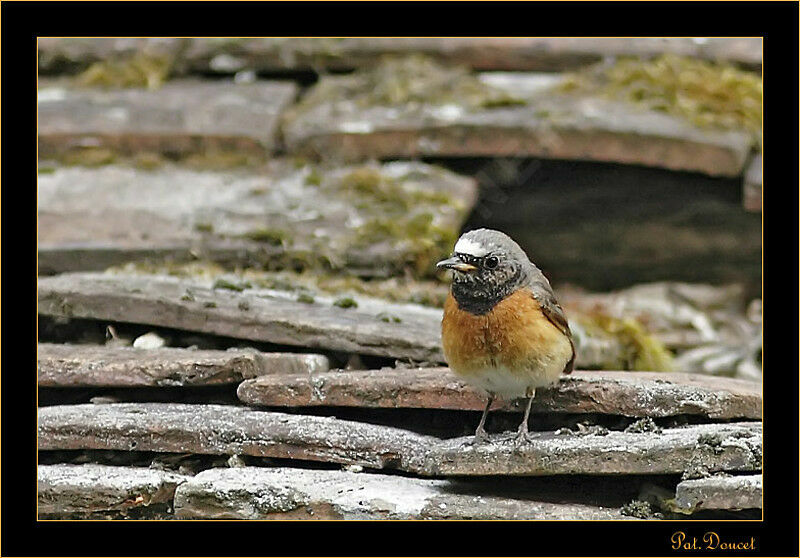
514,424 -> 532,446
464,427 -> 490,446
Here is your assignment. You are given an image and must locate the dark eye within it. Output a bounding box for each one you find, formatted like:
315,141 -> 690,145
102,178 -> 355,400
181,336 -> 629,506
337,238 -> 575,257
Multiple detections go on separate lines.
485,256 -> 499,269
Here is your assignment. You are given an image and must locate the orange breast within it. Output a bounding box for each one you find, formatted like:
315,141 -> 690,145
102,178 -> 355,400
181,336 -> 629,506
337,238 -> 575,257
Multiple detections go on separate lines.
442,288 -> 571,381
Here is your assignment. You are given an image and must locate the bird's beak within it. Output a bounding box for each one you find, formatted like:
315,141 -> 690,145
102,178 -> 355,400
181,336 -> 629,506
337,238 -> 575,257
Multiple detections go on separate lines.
436,256 -> 477,273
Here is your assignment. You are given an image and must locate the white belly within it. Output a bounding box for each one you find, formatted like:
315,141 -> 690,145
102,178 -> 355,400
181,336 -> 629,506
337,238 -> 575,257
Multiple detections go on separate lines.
467,358 -> 565,400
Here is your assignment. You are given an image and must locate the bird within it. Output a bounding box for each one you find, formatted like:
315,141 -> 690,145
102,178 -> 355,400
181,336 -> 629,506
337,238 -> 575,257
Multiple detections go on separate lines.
436,228 -> 575,444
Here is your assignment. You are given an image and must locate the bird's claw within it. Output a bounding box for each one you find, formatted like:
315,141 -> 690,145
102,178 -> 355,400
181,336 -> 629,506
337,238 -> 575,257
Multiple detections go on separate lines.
464,427 -> 490,446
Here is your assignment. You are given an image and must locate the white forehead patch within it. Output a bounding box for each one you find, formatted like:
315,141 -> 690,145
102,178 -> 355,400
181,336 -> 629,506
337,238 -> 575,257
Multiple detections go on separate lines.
454,237 -> 488,257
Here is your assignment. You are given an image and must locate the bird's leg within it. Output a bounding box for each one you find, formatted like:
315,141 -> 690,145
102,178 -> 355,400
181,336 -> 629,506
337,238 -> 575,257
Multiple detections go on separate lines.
515,388 -> 535,444
473,394 -> 495,444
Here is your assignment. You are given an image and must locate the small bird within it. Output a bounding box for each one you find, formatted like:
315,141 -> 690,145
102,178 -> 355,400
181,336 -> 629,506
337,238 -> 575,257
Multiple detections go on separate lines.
437,229 -> 575,444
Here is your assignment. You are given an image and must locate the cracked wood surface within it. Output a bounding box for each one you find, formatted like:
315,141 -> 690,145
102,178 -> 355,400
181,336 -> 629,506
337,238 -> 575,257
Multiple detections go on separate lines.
173,466 -> 631,520
38,343 -> 329,387
38,403 -> 762,477
38,79 -> 297,157
237,368 -> 761,420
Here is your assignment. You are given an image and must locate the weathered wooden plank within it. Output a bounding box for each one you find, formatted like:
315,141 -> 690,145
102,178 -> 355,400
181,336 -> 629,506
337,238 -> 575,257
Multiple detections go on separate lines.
37,160 -> 476,277
38,464 -> 188,516
173,467 -> 631,520
38,403 -> 762,477
237,368 -> 761,420
37,273 -> 445,362
37,343 -> 329,387
38,79 -> 297,157
675,474 -> 762,511
284,72 -> 752,176
179,38 -> 762,73
743,153 -> 762,212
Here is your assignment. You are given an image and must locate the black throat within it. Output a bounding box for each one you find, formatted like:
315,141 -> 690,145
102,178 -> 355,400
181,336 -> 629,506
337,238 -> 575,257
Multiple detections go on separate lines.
451,278 -> 518,316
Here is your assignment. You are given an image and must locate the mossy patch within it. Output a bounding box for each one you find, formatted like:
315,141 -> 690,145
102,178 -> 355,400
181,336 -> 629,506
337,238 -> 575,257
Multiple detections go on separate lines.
333,297 -> 358,309
561,54 -> 762,146
241,228 -> 288,246
61,147 -> 117,167
48,148 -> 265,171
331,165 -> 461,276
212,278 -> 251,292
107,262 -> 450,308
296,293 -> 316,304
183,150 -> 264,170
377,312 -> 402,323
286,54 -> 526,124
75,52 -> 173,90
577,314 -> 674,372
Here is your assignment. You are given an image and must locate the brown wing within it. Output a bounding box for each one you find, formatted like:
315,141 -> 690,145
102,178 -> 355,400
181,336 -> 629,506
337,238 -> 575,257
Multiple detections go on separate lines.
528,276 -> 576,375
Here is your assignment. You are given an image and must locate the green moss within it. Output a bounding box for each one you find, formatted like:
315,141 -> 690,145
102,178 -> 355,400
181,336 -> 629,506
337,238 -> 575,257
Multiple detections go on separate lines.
75,52 -> 173,90
237,300 -> 250,311
578,314 -> 674,372
377,312 -> 402,323
296,293 -> 315,304
180,291 -> 195,302
133,152 -> 166,170
561,54 -> 762,145
333,297 -> 358,309
61,147 -> 117,167
353,212 -> 457,276
183,150 -> 263,170
106,262 -> 449,308
304,168 -> 322,186
295,55 -> 526,113
38,166 -> 56,174
212,278 -> 251,292
194,222 -> 214,233
203,301 -> 217,308
241,228 -> 288,246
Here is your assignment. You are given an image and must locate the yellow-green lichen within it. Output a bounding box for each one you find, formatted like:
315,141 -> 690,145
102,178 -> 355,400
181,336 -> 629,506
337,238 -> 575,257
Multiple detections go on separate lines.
578,314 -> 674,372
287,54 -> 526,121
561,54 -> 762,145
61,147 -> 117,167
332,165 -> 461,276
241,228 -> 289,246
75,52 -> 173,90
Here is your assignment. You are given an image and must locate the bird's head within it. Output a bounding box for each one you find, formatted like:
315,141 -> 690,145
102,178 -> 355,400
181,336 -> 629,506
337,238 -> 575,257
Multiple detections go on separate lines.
437,228 -> 530,314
